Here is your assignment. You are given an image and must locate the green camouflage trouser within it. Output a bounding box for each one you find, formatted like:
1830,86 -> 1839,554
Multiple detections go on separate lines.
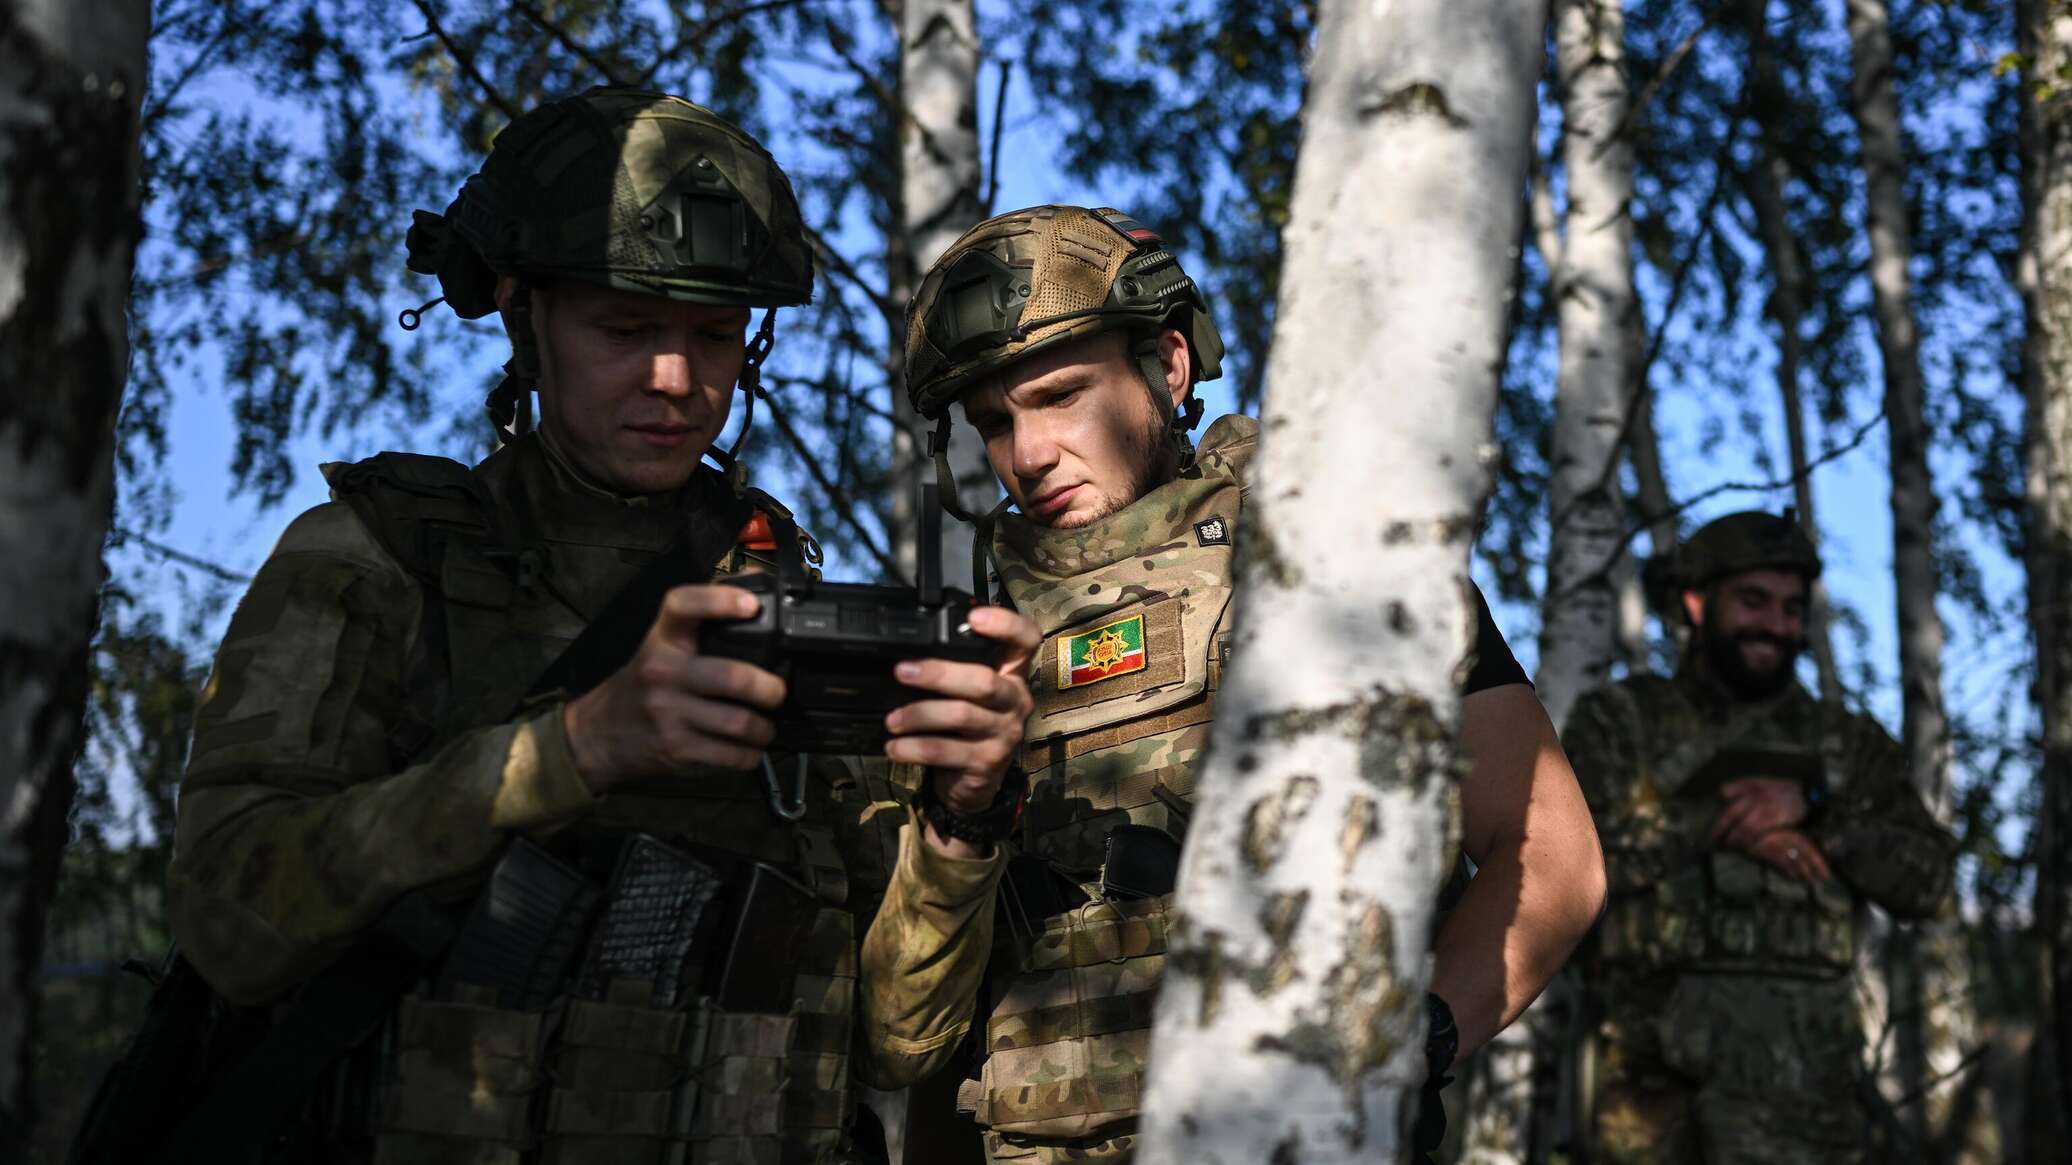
1592,973 -> 1865,1165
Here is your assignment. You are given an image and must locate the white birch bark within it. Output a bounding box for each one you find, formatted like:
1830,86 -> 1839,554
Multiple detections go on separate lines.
1845,3 -> 1990,1157
2020,0 -> 2072,1127
1135,1 -> 1547,1159
1536,0 -> 1639,728
0,0 -> 150,1146
896,0 -> 990,588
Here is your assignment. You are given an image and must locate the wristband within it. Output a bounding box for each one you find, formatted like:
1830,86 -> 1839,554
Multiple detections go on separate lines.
1424,991 -> 1459,1081
1802,779 -> 1830,829
915,764 -> 1027,846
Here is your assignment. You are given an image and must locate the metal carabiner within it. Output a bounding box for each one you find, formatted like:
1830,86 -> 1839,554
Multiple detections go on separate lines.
761,753 -> 809,822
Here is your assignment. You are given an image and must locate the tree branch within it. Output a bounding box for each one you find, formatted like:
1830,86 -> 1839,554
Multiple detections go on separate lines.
410,0 -> 519,122
1595,0 -> 1732,159
510,0 -> 628,86
757,386 -> 906,582
1543,408 -> 1888,606
636,0 -> 819,86
109,526 -> 255,585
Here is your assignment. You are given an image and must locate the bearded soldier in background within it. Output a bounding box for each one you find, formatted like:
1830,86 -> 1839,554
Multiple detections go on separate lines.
863,204 -> 1608,1163
146,88 -> 1037,1164
1566,511 -> 1956,1164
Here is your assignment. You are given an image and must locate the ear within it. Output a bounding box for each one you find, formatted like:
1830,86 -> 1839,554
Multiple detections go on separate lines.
493,274 -> 520,312
1157,327 -> 1192,410
1681,587 -> 1706,627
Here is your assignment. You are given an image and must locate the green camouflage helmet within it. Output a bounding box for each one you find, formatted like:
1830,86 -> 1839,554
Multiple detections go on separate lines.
405,86 -> 813,316
1668,510 -> 1824,593
904,205 -> 1224,419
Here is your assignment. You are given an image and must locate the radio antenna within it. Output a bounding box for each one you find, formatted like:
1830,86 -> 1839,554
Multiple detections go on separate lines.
917,481 -> 943,605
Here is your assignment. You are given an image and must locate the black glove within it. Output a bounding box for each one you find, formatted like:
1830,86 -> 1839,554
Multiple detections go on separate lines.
1409,992 -> 1459,1162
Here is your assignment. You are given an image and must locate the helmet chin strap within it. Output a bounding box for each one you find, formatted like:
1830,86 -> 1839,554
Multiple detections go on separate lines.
488,277 -> 542,445
706,310 -> 778,489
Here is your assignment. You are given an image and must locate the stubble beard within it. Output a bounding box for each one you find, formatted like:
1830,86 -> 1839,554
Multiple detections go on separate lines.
1050,410 -> 1175,529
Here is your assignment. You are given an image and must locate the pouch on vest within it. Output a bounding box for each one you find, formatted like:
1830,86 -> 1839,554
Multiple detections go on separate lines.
965,893 -> 1172,1141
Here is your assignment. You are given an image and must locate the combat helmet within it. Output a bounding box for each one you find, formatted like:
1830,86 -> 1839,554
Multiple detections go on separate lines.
404,86 -> 814,448
1646,509 -> 1823,620
904,205 -> 1225,517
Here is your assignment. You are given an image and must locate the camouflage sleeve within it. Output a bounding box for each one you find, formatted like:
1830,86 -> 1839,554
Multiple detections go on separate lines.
851,804 -> 1005,1090
1560,685 -> 1649,889
166,503 -> 597,1005
1812,714 -> 1956,920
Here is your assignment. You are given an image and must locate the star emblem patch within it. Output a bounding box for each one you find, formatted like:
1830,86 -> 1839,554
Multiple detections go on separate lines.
1059,613 -> 1149,689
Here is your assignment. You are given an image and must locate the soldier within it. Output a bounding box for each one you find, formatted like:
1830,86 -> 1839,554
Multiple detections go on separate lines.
868,204 -> 1608,1163
161,88 -> 1036,1163
1565,511 -> 1957,1164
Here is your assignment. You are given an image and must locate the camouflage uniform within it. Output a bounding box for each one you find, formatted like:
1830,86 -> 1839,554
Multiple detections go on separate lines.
167,87 -> 1001,1165
942,414 -> 1251,1164
1565,666 -> 1955,1165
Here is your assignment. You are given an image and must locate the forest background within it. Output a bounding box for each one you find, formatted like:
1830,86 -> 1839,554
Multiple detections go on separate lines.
9,0 -> 2052,1161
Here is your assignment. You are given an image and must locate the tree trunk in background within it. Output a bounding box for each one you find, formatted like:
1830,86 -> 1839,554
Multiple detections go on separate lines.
1745,0 -> 1841,705
0,0 -> 151,1154
876,4 -> 984,1155
1845,3 -> 1990,1159
1134,0 -> 1545,1158
896,0 -> 989,590
1536,0 -> 1639,729
2021,0 -> 2072,1138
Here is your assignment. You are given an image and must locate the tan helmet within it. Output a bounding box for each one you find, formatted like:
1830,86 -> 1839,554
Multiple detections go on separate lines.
906,205 -> 1223,415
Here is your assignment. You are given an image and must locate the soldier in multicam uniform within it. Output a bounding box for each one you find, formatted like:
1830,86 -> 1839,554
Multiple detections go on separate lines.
1565,511 -> 1956,1164
165,87 -> 1038,1163
876,204 -> 1609,1163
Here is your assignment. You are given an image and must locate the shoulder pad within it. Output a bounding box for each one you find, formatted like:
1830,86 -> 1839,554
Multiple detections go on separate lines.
319,452 -> 496,583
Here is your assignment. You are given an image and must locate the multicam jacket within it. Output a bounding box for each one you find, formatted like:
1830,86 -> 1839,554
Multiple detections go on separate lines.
168,431 -> 999,1164
1564,665 -> 1954,983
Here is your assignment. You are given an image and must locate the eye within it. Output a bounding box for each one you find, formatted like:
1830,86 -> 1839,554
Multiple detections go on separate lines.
598,321 -> 649,342
1048,387 -> 1084,409
700,329 -> 741,344
973,414 -> 1010,440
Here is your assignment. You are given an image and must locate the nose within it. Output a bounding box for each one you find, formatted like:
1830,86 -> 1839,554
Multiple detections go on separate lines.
648,341 -> 694,398
1010,414 -> 1061,483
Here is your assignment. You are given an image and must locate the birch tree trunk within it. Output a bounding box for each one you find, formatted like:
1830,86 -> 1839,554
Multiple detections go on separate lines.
896,0 -> 989,588
1135,1 -> 1547,1159
1845,4 -> 1990,1158
0,0 -> 150,1151
1744,0 -> 1841,704
1536,0 -> 1639,728
2019,0 -> 2072,1130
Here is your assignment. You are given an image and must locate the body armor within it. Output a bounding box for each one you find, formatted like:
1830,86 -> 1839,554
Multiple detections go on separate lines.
308,436 -> 864,1164
962,416 -> 1252,1163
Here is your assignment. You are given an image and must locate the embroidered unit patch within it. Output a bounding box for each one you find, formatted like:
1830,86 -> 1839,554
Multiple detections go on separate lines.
1194,515 -> 1231,547
1059,614 -> 1149,689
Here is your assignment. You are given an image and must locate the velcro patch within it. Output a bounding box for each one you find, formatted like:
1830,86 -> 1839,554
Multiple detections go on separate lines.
1194,515 -> 1231,547
1059,614 -> 1148,690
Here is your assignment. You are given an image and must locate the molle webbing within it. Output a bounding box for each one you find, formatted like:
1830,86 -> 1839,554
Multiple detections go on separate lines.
1021,686 -> 1216,772
1006,895 -> 1171,975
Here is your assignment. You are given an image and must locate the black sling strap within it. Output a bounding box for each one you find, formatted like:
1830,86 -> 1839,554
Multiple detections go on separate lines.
524,474 -> 759,701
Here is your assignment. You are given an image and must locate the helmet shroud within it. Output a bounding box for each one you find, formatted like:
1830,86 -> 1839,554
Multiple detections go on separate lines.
403,87 -> 814,446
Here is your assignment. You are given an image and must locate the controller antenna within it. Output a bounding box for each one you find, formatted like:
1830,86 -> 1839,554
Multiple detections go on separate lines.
917,481 -> 943,606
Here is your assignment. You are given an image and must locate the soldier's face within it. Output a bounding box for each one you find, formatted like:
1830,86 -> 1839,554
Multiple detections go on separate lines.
1685,569 -> 1809,698
961,330 -> 1191,529
522,281 -> 749,494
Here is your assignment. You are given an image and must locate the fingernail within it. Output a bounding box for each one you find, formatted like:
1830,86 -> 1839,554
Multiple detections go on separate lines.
895,661 -> 919,681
